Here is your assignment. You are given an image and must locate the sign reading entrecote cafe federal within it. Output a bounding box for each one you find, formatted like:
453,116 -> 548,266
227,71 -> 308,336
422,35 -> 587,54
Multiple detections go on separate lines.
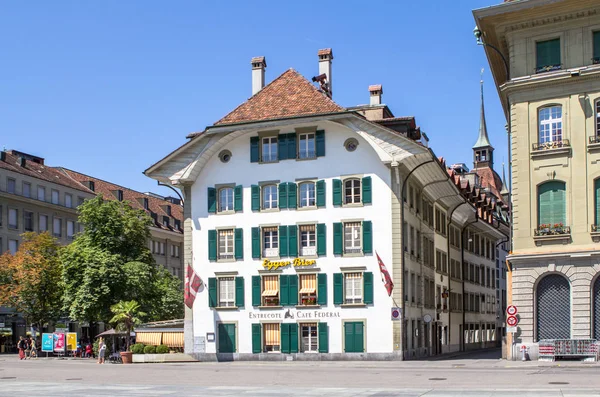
249,308 -> 340,320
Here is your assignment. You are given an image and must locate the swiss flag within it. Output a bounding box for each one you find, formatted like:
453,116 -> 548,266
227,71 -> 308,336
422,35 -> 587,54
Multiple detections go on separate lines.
376,252 -> 394,296
184,264 -> 203,309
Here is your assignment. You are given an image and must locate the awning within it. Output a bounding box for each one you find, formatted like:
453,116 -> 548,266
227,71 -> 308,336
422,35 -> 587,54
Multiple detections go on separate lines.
262,289 -> 278,297
136,332 -> 162,346
162,332 -> 184,348
299,287 -> 316,294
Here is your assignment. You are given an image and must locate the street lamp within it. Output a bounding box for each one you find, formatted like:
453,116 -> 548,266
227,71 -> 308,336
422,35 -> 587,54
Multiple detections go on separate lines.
473,26 -> 509,79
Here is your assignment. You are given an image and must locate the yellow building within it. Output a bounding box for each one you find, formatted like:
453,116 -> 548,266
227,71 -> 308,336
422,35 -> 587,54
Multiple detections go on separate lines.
474,0 -> 600,359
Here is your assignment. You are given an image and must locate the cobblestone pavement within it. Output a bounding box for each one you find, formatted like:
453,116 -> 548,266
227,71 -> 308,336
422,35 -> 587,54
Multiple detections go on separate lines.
1,349 -> 600,396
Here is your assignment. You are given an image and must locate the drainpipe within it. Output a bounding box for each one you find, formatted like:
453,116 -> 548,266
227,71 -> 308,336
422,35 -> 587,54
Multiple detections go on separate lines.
400,158 -> 435,360
461,215 -> 479,351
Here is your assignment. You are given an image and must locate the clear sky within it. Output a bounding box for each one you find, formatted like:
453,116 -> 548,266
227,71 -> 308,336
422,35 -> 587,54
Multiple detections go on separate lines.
2,0 -> 507,197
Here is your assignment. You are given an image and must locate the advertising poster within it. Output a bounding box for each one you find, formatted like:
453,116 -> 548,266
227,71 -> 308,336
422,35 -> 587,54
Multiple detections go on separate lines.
41,333 -> 53,352
53,333 -> 65,352
66,332 -> 77,351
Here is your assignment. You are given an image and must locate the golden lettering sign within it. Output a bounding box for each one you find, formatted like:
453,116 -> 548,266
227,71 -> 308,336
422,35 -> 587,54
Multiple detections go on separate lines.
262,258 -> 316,270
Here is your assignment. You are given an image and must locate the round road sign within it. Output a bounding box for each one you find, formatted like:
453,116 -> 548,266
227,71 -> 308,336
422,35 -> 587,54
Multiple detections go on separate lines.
506,315 -> 518,327
506,305 -> 518,316
423,314 -> 432,323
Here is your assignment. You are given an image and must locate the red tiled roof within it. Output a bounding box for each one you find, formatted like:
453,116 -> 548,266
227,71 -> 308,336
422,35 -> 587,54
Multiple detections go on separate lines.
0,151 -> 94,194
318,48 -> 332,56
213,69 -> 345,126
473,166 -> 504,199
368,85 -> 382,92
60,168 -> 183,234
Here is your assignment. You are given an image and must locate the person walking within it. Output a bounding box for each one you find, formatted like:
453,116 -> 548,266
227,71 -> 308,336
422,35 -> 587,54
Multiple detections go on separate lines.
24,337 -> 31,359
97,337 -> 106,364
17,337 -> 26,360
30,338 -> 37,359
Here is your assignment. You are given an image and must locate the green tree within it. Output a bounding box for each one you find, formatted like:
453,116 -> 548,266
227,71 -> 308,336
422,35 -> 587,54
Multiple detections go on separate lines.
151,268 -> 184,320
0,232 -> 63,330
110,300 -> 145,352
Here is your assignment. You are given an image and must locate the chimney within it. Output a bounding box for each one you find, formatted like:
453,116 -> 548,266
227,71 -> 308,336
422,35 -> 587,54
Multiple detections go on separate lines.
19,157 -> 27,167
369,85 -> 383,105
0,151 -> 6,162
318,48 -> 333,97
251,56 -> 267,95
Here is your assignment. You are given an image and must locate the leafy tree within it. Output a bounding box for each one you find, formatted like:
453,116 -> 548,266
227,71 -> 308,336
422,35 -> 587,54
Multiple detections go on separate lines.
110,300 -> 145,352
0,232 -> 63,329
151,267 -> 184,321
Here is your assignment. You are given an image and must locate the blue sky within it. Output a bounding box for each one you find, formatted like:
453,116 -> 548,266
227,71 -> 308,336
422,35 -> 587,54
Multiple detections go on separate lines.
1,0 -> 507,196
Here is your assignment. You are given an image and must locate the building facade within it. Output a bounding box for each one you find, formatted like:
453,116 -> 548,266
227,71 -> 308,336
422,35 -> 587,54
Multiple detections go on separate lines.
145,49 -> 508,360
474,0 -> 600,359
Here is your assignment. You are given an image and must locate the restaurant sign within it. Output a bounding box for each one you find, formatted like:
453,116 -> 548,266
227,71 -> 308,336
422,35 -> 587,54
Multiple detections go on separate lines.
262,258 -> 316,271
249,308 -> 340,320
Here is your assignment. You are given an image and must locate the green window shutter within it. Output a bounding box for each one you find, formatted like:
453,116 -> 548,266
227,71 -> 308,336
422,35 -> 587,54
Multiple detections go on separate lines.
288,225 -> 298,257
287,182 -> 297,209
595,179 -> 600,226
208,277 -> 217,308
252,275 -> 261,306
547,38 -> 561,66
207,187 -> 216,214
333,273 -> 343,305
538,181 -> 566,225
332,179 -> 342,206
235,228 -> 243,260
363,272 -> 373,304
333,222 -> 343,255
537,39 -> 560,69
250,137 -> 260,163
288,274 -> 298,306
279,225 -> 289,257
318,322 -> 329,353
354,322 -> 364,352
362,221 -> 373,254
278,134 -> 288,161
289,323 -> 298,353
279,183 -> 288,209
252,323 -> 262,353
235,276 -> 245,307
287,132 -> 297,160
281,323 -> 290,354
316,180 -> 326,208
344,322 -> 354,352
208,230 -> 217,261
234,185 -> 243,212
362,176 -> 372,204
217,324 -> 227,353
280,275 -> 289,306
251,185 -> 260,211
251,227 -> 261,259
317,273 -> 327,306
316,223 -> 326,256
316,130 -> 325,157
594,31 -> 600,59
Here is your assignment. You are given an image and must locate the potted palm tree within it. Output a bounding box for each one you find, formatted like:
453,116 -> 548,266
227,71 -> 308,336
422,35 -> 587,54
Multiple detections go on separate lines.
110,300 -> 145,364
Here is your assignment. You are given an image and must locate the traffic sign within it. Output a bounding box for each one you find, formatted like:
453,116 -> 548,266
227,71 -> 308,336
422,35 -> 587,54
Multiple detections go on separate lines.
391,307 -> 402,321
506,315 -> 518,327
506,326 -> 517,333
506,305 -> 518,316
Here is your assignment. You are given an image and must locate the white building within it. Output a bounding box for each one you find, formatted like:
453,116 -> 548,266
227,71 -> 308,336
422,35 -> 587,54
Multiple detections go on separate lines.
145,50 -> 508,360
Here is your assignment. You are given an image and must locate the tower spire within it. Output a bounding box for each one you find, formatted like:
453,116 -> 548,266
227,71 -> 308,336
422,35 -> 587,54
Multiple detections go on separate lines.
473,69 -> 492,149
500,162 -> 509,195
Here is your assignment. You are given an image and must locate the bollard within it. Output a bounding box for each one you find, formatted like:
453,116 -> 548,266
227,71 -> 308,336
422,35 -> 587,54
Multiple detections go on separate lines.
521,345 -> 527,361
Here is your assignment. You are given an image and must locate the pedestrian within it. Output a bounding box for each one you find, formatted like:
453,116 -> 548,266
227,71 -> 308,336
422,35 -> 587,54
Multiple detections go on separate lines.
85,343 -> 93,358
97,337 -> 106,364
30,338 -> 37,359
17,336 -> 26,360
24,337 -> 31,359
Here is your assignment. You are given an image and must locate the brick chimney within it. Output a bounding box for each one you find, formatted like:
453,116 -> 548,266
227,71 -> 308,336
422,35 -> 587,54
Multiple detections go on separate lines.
251,56 -> 267,95
369,85 -> 383,105
318,48 -> 333,97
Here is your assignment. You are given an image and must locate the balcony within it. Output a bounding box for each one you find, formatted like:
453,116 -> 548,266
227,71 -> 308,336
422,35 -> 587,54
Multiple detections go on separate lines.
535,64 -> 562,74
300,246 -> 317,257
593,57 -> 600,65
589,136 -> 600,152
592,225 -> 600,242
531,139 -> 571,159
534,224 -> 571,246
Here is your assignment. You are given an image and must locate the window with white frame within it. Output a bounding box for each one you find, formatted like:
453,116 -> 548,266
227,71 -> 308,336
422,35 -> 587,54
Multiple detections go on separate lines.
218,187 -> 234,212
263,323 -> 280,352
261,136 -> 278,163
343,222 -> 362,254
300,323 -> 318,352
159,242 -> 165,255
171,245 -> 180,258
262,184 -> 278,209
8,239 -> 18,254
299,224 -> 316,256
53,218 -> 62,237
298,132 -> 316,159
538,106 -> 562,144
51,189 -> 59,205
262,275 -> 280,306
37,186 -> 45,201
39,214 -> 48,232
344,272 -> 363,304
22,182 -> 31,198
67,220 -> 75,239
299,274 -> 317,305
218,277 -> 235,307
8,208 -> 18,229
299,182 -> 315,208
344,179 -> 361,204
65,194 -> 72,208
262,227 -> 279,258
218,229 -> 234,260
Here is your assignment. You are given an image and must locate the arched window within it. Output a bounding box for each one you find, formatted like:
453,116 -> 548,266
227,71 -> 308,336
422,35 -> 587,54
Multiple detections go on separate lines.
344,179 -> 361,204
538,106 -> 562,144
299,182 -> 315,208
537,181 -> 566,228
218,187 -> 234,212
536,274 -> 570,340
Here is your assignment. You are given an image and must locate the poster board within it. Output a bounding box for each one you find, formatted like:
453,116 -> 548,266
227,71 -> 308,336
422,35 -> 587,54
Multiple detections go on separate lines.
67,332 -> 77,351
41,333 -> 53,352
53,333 -> 65,352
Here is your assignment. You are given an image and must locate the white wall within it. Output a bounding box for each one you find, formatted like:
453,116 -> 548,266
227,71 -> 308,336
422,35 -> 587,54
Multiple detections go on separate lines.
190,120 -> 397,354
